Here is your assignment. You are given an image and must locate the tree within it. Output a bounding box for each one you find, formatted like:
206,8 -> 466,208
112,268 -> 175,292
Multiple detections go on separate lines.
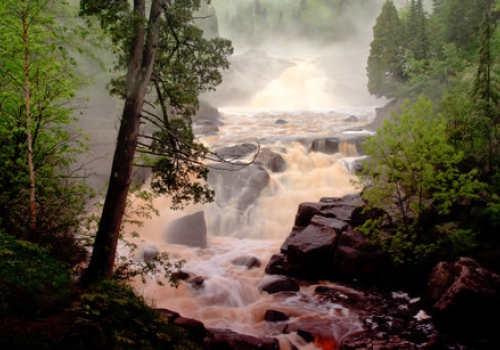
79,0 -> 232,283
404,0 -> 429,61
0,0 -> 91,258
367,0 -> 406,98
357,96 -> 484,264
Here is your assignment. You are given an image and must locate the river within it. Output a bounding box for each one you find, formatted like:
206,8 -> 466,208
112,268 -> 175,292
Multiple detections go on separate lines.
125,41 -> 387,349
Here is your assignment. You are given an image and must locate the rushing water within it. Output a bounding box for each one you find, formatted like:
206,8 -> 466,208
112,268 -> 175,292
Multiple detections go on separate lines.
125,47 -> 387,349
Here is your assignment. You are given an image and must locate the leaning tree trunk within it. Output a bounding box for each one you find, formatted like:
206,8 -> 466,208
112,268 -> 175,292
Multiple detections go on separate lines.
82,0 -> 164,285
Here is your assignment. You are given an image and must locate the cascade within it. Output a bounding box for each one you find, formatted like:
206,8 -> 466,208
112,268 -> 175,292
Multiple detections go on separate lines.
127,49 -> 383,350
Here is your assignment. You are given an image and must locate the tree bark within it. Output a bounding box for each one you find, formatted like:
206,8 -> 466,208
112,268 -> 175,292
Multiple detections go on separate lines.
22,0 -> 37,235
82,0 -> 164,284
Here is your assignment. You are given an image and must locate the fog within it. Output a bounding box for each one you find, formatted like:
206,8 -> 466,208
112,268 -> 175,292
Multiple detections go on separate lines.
203,0 -> 392,109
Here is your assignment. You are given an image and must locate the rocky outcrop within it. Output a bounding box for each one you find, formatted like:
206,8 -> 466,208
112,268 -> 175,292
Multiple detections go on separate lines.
265,194 -> 500,348
424,257 -> 500,336
265,194 -> 394,285
157,309 -> 280,349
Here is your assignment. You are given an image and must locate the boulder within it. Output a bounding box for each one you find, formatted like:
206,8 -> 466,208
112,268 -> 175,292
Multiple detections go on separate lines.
424,257 -> 500,335
231,256 -> 261,269
264,309 -> 289,322
208,162 -> 270,212
280,216 -> 345,279
214,143 -> 258,161
259,275 -> 299,294
165,211 -> 207,248
204,328 -> 280,350
255,147 -> 287,173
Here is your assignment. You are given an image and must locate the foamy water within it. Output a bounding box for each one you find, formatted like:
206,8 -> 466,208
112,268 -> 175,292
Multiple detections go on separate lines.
129,57 -> 384,349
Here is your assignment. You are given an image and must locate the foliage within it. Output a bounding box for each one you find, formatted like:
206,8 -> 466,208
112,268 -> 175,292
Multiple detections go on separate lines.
74,279 -> 202,349
357,96 -> 484,265
0,231 -> 72,318
367,0 -> 406,98
0,0 -> 94,264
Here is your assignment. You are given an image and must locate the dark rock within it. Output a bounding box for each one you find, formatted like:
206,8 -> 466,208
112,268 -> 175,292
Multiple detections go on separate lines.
171,270 -> 191,281
215,143 -> 258,161
264,253 -> 287,275
259,275 -> 299,294
255,147 -> 287,173
190,276 -> 205,290
264,309 -> 289,322
345,115 -> 358,122
279,215 -> 345,279
275,119 -> 288,124
314,285 -> 365,304
424,257 -> 500,335
208,162 -> 270,212
231,256 -> 261,269
204,328 -> 280,350
173,316 -> 207,342
165,211 -> 207,248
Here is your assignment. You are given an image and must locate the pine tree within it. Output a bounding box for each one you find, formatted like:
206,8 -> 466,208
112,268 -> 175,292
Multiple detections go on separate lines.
367,0 -> 406,98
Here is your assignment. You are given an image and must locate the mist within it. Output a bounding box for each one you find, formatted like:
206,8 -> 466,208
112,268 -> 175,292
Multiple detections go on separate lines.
203,0 -> 392,109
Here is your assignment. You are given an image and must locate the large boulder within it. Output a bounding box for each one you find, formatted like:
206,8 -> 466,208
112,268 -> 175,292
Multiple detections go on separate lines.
424,257 -> 500,335
265,194 -> 394,283
165,211 -> 207,248
207,162 -> 270,212
255,147 -> 287,173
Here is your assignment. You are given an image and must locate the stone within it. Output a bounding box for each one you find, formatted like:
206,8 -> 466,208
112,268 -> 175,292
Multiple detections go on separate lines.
208,162 -> 270,211
424,257 -> 500,335
255,147 -> 287,173
259,275 -> 300,294
204,328 -> 280,350
165,211 -> 207,248
264,309 -> 289,322
231,256 -> 261,269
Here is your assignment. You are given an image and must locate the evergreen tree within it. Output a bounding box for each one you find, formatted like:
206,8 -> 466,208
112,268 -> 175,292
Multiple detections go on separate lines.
367,0 -> 406,98
405,0 -> 429,60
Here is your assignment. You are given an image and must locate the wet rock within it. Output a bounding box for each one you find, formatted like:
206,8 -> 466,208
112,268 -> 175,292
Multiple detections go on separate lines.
279,215 -> 345,279
174,316 -> 207,342
264,253 -> 287,275
214,143 -> 258,161
190,276 -> 205,290
345,115 -> 358,122
231,256 -> 261,269
264,309 -> 289,322
204,328 -> 280,350
171,270 -> 191,281
255,147 -> 287,173
259,275 -> 300,294
165,211 -> 207,248
424,257 -> 500,335
208,162 -> 270,211
314,285 -> 365,304
275,119 -> 288,124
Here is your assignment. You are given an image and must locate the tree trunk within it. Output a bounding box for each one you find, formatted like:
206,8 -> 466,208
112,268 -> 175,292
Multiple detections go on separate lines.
22,0 -> 37,235
82,0 -> 164,284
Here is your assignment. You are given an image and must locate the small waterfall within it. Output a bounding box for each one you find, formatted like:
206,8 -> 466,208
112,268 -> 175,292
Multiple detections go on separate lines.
339,141 -> 358,157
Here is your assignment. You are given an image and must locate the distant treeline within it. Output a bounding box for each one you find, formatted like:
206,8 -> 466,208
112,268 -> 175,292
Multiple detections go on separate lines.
212,0 -> 386,45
